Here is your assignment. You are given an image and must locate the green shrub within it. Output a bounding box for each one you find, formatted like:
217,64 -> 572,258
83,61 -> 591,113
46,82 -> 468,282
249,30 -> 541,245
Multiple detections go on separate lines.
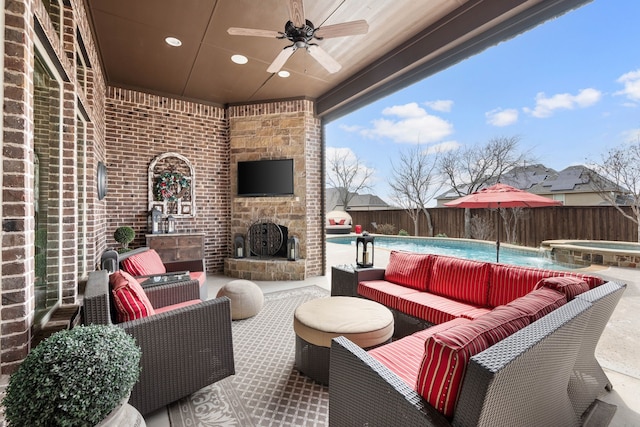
113,226 -> 135,249
376,223 -> 396,235
398,229 -> 409,236
3,325 -> 141,427
436,233 -> 448,238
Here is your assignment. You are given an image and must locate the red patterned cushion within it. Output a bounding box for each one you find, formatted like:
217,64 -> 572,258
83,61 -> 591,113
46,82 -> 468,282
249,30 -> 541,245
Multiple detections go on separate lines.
384,251 -> 434,291
416,326 -> 490,418
507,287 -> 567,322
471,305 -> 530,344
429,256 -> 490,306
329,218 -> 336,225
357,280 -> 420,310
397,292 -> 481,325
110,270 -> 155,322
154,299 -> 201,314
534,276 -> 589,300
489,264 -> 603,307
121,249 -> 166,276
415,303 -> 534,418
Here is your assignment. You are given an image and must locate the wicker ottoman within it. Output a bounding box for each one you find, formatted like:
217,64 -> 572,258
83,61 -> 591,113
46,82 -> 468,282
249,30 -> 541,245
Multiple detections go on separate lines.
216,279 -> 264,320
293,296 -> 394,385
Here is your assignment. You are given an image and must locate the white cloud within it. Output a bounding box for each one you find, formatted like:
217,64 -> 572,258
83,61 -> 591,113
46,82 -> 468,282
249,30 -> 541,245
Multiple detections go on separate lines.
485,108 -> 519,127
615,69 -> 640,101
424,140 -> 461,154
360,102 -> 454,144
424,100 -> 453,112
339,124 -> 362,132
523,88 -> 602,118
621,128 -> 640,144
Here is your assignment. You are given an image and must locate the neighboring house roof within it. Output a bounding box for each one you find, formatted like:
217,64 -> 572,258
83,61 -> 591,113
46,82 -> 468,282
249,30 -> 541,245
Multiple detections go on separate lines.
435,164 -> 628,206
529,165 -> 623,194
326,188 -> 390,212
498,164 -> 556,190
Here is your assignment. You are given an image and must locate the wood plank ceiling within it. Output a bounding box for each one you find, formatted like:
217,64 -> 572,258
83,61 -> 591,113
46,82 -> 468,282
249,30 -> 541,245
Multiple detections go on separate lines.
84,0 -> 592,120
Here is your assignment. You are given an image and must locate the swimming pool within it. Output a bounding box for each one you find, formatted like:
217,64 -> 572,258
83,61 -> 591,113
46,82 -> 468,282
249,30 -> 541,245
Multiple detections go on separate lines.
328,235 -> 569,270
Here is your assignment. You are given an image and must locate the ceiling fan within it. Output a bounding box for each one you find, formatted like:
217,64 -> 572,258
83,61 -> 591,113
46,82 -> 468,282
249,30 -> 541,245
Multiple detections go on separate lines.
227,0 -> 368,74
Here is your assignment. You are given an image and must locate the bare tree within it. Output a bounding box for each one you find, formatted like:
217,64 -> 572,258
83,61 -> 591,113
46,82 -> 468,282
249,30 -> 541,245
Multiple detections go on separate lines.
389,145 -> 442,236
440,136 -> 529,238
499,207 -> 528,244
326,148 -> 374,210
589,141 -> 640,242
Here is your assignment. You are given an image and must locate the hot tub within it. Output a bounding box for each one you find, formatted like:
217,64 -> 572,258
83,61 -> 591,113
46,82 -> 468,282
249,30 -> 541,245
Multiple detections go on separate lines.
541,240 -> 640,269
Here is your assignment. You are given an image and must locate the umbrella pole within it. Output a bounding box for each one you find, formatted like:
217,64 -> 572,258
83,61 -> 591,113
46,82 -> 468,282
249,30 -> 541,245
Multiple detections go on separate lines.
496,206 -> 501,263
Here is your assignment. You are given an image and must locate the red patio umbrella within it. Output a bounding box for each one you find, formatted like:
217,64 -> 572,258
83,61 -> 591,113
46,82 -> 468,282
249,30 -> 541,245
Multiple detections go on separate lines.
444,183 -> 562,262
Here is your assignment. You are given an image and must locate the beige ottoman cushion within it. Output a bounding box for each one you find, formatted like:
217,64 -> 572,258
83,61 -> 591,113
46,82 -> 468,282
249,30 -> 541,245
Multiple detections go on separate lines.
294,296 -> 394,348
216,279 -> 264,320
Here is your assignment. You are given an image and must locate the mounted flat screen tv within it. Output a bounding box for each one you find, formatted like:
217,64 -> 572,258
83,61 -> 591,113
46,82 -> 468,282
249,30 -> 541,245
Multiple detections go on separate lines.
237,158 -> 294,197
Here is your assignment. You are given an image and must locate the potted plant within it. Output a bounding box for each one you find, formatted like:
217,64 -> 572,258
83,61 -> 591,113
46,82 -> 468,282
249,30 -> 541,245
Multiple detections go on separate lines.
114,226 -> 135,253
2,324 -> 143,427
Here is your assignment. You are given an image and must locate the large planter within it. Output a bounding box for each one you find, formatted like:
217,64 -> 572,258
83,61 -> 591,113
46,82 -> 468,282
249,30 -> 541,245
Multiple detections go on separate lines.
97,395 -> 146,427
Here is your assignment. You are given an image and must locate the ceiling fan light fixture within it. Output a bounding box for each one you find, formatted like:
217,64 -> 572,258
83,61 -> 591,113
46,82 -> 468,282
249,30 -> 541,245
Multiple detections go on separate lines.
278,70 -> 290,78
231,54 -> 248,64
165,36 -> 182,47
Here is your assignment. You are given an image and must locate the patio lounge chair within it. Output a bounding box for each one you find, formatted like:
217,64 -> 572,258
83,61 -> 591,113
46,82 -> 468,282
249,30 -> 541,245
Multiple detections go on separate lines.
82,270 -> 235,415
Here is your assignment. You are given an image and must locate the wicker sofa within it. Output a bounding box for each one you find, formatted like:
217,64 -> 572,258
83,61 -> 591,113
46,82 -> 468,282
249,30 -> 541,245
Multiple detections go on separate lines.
329,251 -> 626,426
82,270 -> 235,415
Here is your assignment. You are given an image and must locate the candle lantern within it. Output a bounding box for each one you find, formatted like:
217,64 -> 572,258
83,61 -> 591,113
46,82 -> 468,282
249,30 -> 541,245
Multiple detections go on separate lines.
167,215 -> 177,233
149,207 -> 163,234
356,232 -> 374,267
234,235 -> 246,258
287,236 -> 300,261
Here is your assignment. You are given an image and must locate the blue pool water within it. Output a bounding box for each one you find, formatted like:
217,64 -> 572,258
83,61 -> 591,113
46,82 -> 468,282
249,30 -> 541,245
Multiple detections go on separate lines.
329,236 -> 570,270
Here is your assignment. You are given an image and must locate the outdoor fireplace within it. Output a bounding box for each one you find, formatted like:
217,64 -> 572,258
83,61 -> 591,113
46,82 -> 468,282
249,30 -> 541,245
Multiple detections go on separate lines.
247,221 -> 288,258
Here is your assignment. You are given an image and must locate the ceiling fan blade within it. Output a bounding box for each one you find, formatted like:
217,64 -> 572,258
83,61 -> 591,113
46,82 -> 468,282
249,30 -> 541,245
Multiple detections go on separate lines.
288,0 -> 305,28
314,20 -> 369,39
307,45 -> 341,74
227,27 -> 280,38
267,46 -> 295,73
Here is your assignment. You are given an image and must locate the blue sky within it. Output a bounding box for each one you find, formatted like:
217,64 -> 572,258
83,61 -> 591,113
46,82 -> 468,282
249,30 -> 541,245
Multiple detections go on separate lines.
325,0 -> 640,204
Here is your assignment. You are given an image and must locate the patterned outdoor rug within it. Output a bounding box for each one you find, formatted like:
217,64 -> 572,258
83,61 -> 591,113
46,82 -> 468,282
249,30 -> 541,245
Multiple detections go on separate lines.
168,286 -> 330,426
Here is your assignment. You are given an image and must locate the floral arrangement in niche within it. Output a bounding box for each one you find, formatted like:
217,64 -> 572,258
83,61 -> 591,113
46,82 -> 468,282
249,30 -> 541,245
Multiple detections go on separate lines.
155,171 -> 190,202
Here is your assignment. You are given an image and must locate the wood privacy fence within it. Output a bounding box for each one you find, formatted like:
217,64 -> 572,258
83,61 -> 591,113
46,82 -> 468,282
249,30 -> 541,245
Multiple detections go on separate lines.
347,206 -> 638,248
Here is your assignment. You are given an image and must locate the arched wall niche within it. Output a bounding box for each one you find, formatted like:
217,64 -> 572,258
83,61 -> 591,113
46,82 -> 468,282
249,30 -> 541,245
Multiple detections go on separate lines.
148,152 -> 195,218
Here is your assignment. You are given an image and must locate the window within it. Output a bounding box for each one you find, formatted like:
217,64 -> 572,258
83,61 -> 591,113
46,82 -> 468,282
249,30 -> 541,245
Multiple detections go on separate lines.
33,48 -> 63,324
76,112 -> 88,279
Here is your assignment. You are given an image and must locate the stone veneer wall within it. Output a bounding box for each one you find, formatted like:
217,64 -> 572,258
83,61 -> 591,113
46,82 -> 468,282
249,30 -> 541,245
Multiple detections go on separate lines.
104,88 -> 230,273
226,100 -> 324,280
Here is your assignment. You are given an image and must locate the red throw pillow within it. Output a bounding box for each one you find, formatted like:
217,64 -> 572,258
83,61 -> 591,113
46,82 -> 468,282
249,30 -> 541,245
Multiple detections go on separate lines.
416,326 -> 490,418
329,218 -> 336,225
384,251 -> 434,291
534,276 -> 590,300
121,249 -> 166,276
110,270 -> 155,322
338,219 -> 346,225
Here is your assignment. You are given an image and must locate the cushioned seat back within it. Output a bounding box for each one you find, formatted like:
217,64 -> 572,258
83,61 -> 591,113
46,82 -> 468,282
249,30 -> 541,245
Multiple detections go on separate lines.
121,249 -> 166,276
488,264 -> 603,308
416,304 -> 533,418
428,256 -> 490,306
384,250 -> 434,291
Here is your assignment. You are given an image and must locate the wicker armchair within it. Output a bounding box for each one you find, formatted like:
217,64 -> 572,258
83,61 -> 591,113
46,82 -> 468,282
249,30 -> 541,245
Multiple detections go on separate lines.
82,270 -> 235,415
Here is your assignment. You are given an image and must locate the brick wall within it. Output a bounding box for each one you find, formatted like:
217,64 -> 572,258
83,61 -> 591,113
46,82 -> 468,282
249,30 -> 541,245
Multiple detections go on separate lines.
104,88 -> 230,273
1,0 -> 107,374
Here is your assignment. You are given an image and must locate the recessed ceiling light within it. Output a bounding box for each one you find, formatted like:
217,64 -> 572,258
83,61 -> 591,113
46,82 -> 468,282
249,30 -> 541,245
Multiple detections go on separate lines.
278,70 -> 290,78
231,54 -> 248,64
165,37 -> 182,47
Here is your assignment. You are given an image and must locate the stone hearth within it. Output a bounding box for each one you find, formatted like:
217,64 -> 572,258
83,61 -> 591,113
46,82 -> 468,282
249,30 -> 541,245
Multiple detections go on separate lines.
224,257 -> 306,281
